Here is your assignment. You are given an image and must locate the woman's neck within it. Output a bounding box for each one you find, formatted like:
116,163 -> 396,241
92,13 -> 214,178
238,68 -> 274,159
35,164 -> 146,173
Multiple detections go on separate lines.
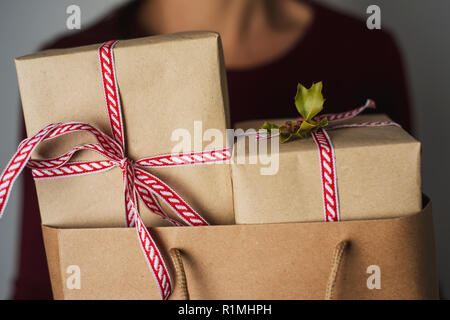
139,0 -> 314,69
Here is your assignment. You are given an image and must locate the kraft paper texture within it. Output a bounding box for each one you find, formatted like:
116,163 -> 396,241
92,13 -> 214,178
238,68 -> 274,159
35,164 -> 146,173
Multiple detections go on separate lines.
15,32 -> 234,227
42,197 -> 438,300
232,114 -> 422,224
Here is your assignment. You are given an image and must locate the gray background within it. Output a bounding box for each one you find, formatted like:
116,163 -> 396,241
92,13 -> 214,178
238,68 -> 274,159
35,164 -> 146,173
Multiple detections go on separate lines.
0,0 -> 449,299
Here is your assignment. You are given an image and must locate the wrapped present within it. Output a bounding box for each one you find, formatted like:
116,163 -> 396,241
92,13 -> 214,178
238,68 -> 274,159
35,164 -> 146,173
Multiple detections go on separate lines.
232,84 -> 421,224
0,32 -> 234,299
14,32 -> 234,228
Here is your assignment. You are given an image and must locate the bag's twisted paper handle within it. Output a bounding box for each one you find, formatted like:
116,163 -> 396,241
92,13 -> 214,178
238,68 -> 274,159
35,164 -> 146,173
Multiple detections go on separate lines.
169,248 -> 190,300
0,40 -> 233,300
325,240 -> 349,300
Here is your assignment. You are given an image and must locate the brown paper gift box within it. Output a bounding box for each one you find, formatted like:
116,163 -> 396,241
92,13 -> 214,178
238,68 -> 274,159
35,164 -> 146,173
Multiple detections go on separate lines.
232,114 -> 422,224
15,31 -> 234,227
42,197 -> 438,300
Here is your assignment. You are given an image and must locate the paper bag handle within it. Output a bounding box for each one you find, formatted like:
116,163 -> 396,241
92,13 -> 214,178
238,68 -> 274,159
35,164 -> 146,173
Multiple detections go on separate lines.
325,240 -> 349,300
169,240 -> 349,300
169,248 -> 190,300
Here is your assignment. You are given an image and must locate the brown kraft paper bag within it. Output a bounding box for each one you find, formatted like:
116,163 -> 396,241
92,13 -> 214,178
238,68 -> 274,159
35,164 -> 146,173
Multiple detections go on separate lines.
42,196 -> 438,300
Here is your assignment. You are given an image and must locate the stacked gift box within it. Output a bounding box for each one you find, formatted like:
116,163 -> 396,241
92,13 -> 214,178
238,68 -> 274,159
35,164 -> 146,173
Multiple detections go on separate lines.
0,32 -> 438,299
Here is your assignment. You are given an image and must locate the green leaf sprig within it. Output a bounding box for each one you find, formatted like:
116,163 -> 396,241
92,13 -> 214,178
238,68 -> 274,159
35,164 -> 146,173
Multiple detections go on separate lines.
260,82 -> 328,143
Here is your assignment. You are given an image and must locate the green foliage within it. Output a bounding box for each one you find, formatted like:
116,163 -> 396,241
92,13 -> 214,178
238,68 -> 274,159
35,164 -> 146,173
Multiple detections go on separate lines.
260,82 -> 329,143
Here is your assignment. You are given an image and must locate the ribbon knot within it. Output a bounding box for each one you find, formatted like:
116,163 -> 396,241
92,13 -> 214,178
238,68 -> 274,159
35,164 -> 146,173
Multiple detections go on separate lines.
119,157 -> 133,171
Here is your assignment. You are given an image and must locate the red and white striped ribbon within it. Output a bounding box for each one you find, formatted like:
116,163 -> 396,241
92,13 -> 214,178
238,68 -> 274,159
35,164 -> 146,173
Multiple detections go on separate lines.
311,129 -> 340,222
312,100 -> 400,222
315,99 -> 376,123
0,40 -> 232,300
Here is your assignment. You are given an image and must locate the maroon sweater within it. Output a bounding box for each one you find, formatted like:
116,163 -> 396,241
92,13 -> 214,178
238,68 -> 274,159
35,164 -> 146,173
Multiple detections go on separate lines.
12,0 -> 412,299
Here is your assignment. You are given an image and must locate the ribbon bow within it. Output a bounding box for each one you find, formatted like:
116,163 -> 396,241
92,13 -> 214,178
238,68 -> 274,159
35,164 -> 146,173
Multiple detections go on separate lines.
0,40 -> 231,300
